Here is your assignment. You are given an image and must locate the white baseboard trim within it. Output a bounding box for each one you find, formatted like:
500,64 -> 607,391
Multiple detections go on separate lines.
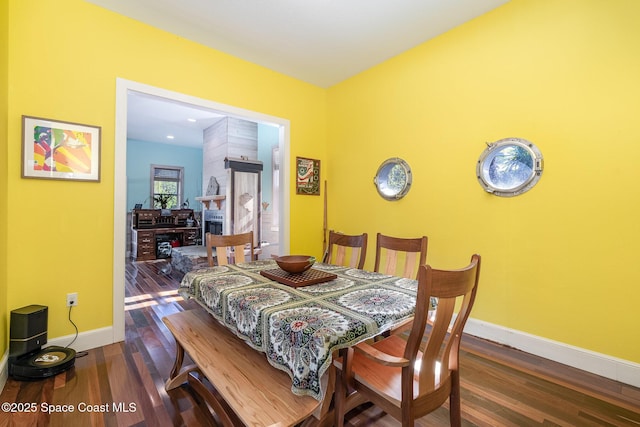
47,326 -> 114,353
465,318 -> 640,389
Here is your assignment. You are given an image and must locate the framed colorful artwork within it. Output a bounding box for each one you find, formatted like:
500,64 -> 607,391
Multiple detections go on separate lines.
296,157 -> 320,195
22,115 -> 101,182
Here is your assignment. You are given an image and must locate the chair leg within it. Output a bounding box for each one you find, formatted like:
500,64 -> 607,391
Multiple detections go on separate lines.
449,371 -> 462,427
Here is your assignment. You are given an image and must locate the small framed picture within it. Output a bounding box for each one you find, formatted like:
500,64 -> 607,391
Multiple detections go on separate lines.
296,157 -> 321,195
22,115 -> 101,182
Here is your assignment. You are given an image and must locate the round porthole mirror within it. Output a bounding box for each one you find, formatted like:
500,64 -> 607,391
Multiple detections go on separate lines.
374,158 -> 412,201
477,137 -> 543,197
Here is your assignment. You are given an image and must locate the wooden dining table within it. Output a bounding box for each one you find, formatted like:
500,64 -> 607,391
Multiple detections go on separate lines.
177,259 -> 418,421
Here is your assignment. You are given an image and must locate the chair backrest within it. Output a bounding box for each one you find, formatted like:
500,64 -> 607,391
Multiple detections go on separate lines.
407,254 -> 481,397
206,231 -> 254,266
334,254 -> 481,427
323,230 -> 368,269
373,233 -> 428,279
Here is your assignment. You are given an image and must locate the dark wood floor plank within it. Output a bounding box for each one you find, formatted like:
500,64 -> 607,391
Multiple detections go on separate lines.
1,258 -> 639,427
103,343 -> 147,427
461,334 -> 640,415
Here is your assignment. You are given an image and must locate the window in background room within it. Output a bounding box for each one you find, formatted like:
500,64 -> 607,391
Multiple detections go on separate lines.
151,165 -> 184,209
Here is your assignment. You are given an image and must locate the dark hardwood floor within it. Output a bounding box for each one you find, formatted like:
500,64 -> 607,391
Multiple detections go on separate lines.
1,259 -> 639,426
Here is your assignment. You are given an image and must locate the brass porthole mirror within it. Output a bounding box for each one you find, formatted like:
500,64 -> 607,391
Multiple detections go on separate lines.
476,137 -> 543,197
374,157 -> 412,201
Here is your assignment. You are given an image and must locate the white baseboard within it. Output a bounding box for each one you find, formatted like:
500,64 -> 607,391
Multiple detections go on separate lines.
46,326 -> 114,353
49,321 -> 640,390
465,318 -> 640,389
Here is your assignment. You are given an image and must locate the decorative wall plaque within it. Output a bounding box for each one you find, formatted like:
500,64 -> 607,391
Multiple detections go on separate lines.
296,157 -> 320,195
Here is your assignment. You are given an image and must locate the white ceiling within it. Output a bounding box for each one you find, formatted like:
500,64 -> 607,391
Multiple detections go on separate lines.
126,91 -> 227,148
90,0 -> 511,146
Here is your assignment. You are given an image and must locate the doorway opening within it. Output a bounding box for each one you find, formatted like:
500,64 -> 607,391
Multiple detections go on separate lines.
112,78 -> 291,342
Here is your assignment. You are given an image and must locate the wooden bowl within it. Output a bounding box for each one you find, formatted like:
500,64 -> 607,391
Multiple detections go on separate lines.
275,255 -> 316,274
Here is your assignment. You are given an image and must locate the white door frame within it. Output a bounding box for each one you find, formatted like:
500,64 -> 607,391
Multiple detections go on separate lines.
112,78 -> 291,342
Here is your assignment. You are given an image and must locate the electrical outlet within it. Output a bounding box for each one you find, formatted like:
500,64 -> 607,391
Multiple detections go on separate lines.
67,292 -> 78,307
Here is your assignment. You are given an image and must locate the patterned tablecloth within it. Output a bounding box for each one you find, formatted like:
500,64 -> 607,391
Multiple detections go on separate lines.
178,259 -> 418,400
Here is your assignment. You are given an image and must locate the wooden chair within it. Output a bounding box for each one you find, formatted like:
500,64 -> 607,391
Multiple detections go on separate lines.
205,231 -> 254,266
373,233 -> 428,279
334,254 -> 481,427
323,230 -> 368,269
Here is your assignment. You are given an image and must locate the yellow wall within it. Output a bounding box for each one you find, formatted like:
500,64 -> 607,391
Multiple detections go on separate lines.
1,0 -> 9,358
327,0 -> 640,362
5,0 -> 327,339
4,0 -> 639,368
